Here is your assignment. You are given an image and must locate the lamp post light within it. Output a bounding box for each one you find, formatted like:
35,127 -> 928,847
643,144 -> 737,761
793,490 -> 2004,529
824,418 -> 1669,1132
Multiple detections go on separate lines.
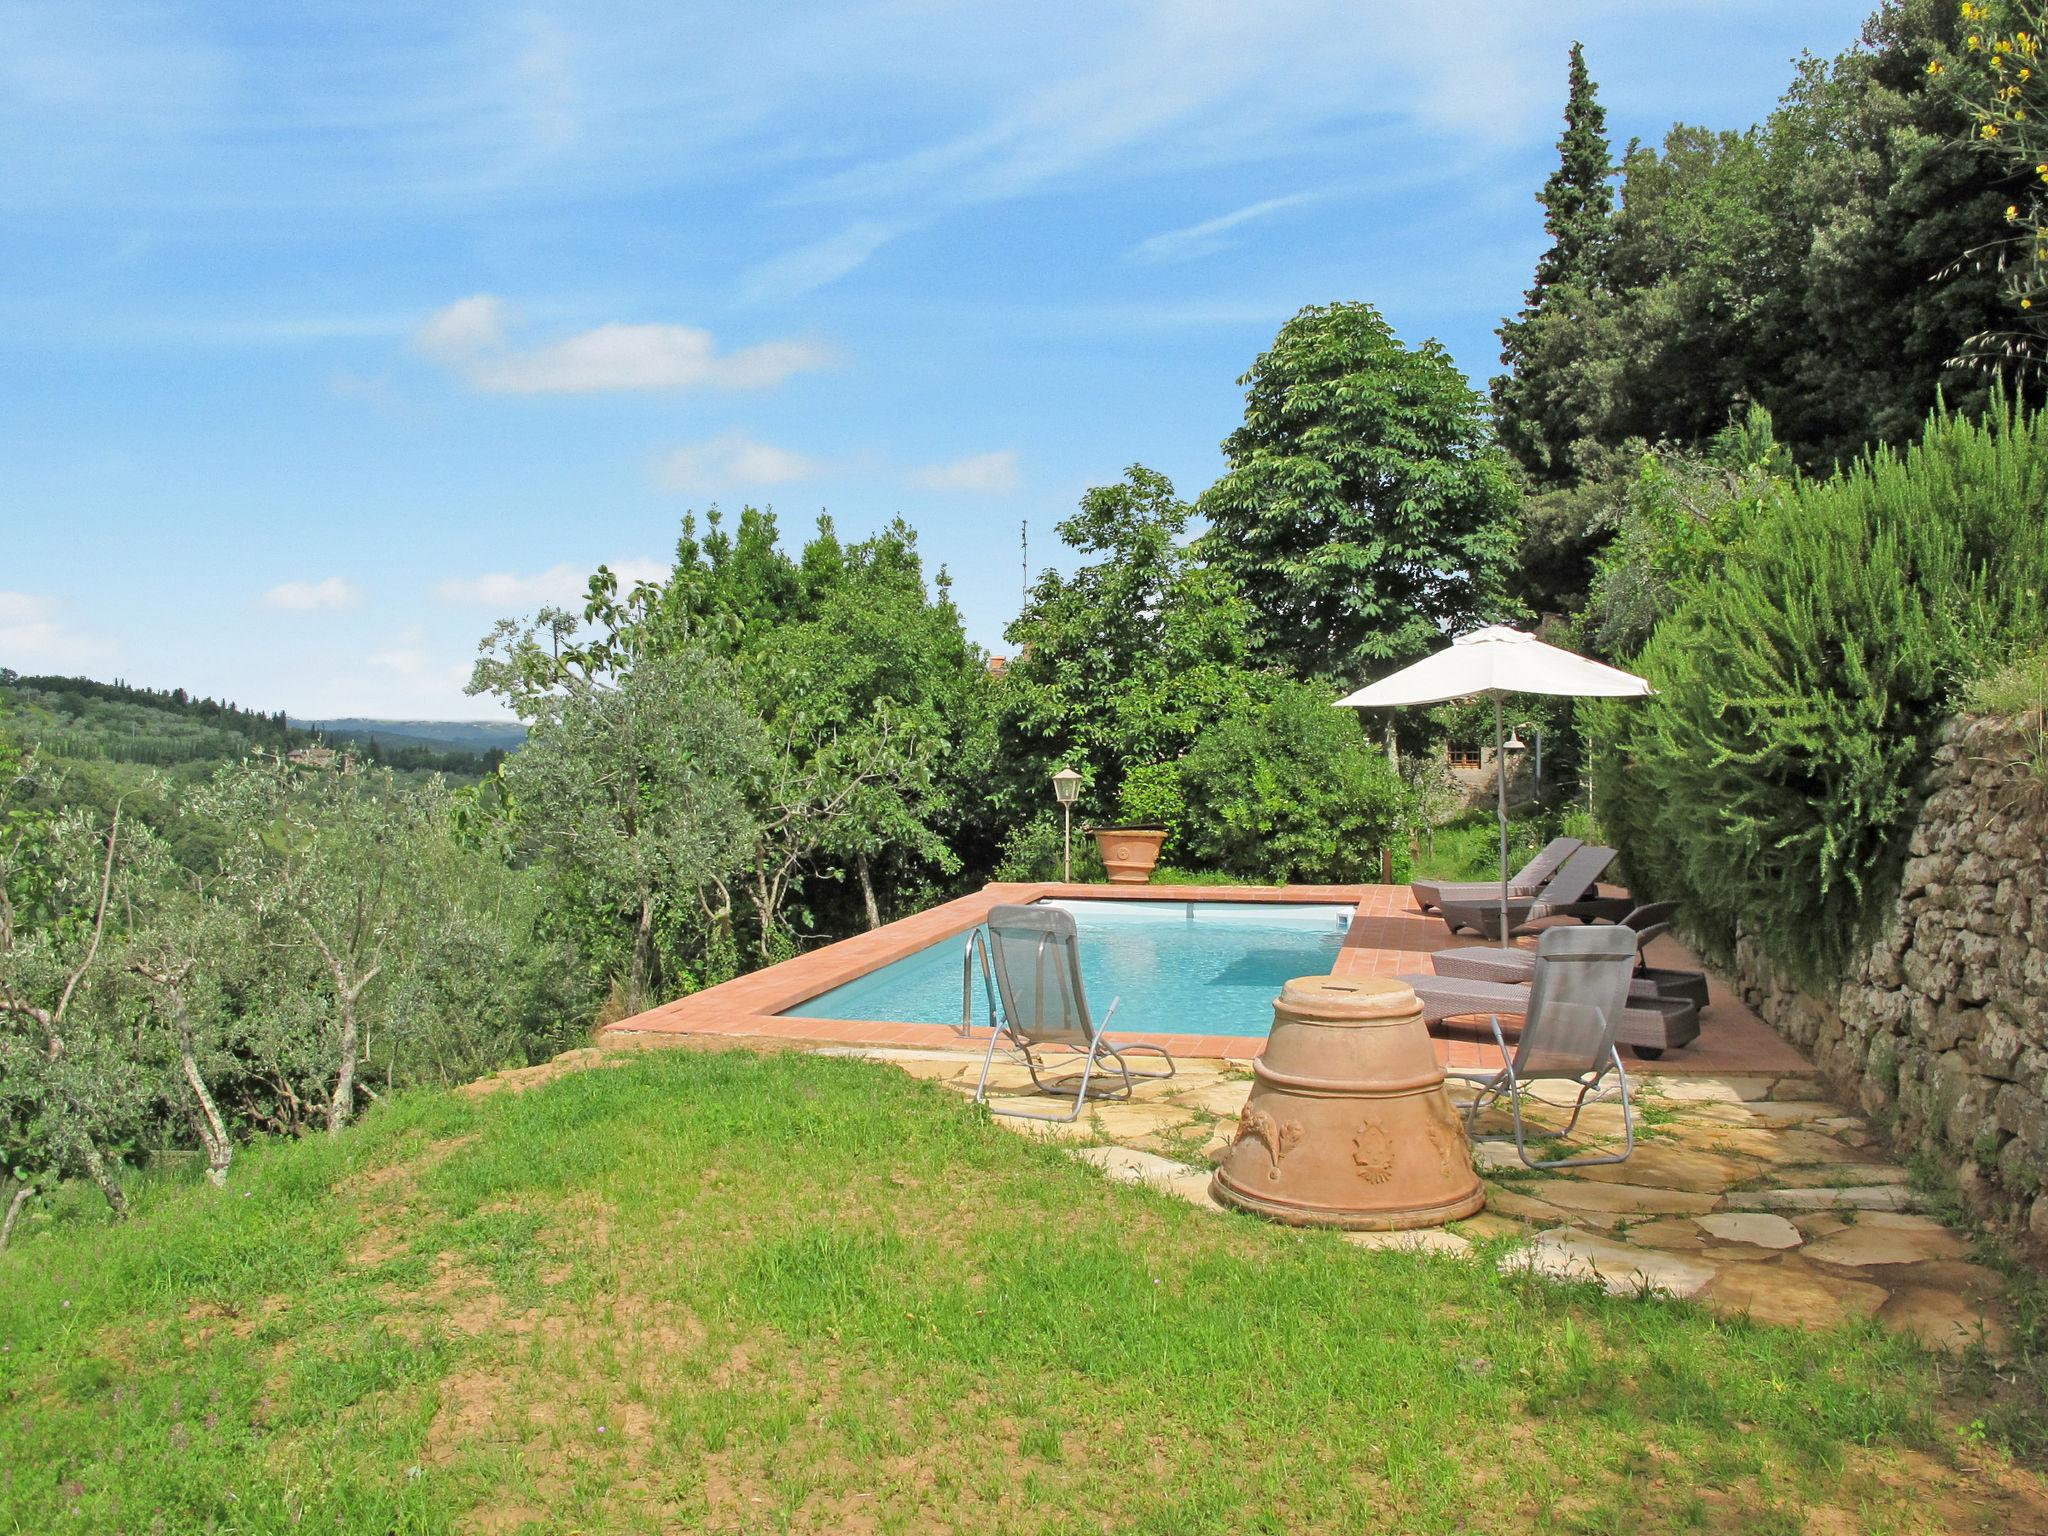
1503,724 -> 1543,787
1051,766 -> 1083,882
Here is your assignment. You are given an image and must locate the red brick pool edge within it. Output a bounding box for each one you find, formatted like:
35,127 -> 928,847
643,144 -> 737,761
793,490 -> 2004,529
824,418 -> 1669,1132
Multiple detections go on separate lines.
600,881 -> 1812,1077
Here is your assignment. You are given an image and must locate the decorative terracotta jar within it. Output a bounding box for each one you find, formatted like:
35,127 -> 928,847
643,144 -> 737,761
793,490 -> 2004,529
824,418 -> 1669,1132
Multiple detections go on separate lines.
1089,827 -> 1167,884
1211,976 -> 1485,1231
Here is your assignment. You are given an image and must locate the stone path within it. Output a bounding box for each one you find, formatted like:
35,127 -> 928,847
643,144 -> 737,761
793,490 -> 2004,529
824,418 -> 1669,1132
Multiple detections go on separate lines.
843,1046 -> 2013,1356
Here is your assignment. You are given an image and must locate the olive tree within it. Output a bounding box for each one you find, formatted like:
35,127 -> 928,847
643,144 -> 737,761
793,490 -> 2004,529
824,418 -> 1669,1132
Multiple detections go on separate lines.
492,647 -> 767,1009
0,789 -> 147,1226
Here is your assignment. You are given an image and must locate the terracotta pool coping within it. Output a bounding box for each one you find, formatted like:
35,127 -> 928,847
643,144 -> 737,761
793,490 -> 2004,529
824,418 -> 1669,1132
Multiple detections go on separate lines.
601,880 -> 1813,1077
602,882 -> 1367,1062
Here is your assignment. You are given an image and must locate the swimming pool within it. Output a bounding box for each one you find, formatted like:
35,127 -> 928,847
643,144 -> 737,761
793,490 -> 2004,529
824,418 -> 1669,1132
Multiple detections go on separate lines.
782,898 -> 1354,1037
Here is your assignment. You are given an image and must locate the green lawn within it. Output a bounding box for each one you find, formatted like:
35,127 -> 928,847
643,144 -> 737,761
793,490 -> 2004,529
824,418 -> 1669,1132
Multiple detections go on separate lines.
0,1049 -> 2033,1532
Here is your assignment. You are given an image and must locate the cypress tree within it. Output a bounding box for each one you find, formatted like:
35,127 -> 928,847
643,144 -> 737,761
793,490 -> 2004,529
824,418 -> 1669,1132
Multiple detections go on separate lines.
1493,43 -> 1616,482
1530,42 -> 1613,295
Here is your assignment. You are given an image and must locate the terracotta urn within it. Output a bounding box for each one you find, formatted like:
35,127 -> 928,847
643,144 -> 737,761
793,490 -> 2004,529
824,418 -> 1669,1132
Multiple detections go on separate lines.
1211,975 -> 1485,1231
1089,826 -> 1167,884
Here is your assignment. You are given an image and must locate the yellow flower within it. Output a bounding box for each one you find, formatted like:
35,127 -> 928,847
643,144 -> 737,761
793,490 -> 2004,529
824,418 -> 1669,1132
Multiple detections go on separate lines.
1985,122 -> 2003,137
2024,67 -> 2035,79
2025,297 -> 2034,309
1929,58 -> 1946,74
1969,33 -> 1983,48
2011,204 -> 2021,219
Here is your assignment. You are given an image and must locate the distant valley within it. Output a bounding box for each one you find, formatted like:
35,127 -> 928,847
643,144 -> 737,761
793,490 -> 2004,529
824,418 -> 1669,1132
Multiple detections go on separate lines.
289,717 -> 527,756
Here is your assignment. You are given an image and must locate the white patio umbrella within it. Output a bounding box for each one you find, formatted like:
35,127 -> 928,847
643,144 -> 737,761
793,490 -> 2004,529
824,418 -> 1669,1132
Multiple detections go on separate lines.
1335,625 -> 1651,947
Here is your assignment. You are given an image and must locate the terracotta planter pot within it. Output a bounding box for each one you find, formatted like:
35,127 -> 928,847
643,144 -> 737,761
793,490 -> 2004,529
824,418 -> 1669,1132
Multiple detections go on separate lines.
1211,975 -> 1485,1231
1089,827 -> 1167,884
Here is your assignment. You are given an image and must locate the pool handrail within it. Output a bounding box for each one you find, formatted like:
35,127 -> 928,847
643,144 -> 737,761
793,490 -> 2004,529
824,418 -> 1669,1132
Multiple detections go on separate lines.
961,926 -> 998,1037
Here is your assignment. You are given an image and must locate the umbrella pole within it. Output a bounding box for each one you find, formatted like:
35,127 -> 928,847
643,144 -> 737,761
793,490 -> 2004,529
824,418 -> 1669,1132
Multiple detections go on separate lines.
1495,694 -> 1510,950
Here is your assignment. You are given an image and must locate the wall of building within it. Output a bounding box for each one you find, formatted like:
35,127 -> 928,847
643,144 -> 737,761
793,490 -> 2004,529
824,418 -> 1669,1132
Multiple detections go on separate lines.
1732,714 -> 2048,1239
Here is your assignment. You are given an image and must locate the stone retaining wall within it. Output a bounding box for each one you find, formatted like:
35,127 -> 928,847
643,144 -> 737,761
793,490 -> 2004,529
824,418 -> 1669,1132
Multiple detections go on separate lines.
1732,714 -> 2048,1241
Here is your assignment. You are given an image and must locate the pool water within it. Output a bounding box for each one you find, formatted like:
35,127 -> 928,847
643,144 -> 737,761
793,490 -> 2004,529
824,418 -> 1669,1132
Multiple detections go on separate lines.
782,898 -> 1354,1037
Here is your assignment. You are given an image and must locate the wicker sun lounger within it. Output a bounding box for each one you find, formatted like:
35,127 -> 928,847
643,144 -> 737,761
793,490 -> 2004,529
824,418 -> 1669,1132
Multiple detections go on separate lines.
1396,966 -> 1700,1058
1437,844 -> 1617,938
1429,902 -> 1698,994
1409,836 -> 1582,914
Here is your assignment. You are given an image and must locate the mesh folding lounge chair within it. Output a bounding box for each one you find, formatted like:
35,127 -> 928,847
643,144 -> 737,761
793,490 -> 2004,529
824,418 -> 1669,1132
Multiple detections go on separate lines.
1436,844 -> 1618,939
1409,836 -> 1582,915
1395,955 -> 1700,1058
972,903 -> 1175,1122
1443,925 -> 1640,1170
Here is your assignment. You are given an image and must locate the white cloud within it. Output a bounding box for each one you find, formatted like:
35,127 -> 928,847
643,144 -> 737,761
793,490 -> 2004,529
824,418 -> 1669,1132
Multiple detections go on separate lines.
740,219 -> 914,303
1132,190 -> 1324,263
413,294 -> 507,360
435,557 -> 668,609
412,294 -> 835,394
261,576 -> 362,611
906,449 -> 1019,495
655,431 -> 824,494
0,591 -> 114,670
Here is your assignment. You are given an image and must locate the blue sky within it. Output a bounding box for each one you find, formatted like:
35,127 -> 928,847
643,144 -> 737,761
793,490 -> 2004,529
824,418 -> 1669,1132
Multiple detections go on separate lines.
2,0 -> 1873,719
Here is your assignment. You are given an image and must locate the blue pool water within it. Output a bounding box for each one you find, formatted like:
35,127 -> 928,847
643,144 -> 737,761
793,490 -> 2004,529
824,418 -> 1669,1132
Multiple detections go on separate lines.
783,898 -> 1354,1037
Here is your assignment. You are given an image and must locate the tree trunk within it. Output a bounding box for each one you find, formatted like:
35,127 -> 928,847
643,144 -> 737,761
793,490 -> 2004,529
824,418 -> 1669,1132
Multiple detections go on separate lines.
179,1033 -> 234,1187
304,926 -> 378,1138
0,1181 -> 35,1251
328,991 -> 359,1137
857,852 -> 881,930
631,889 -> 657,1013
76,1134 -> 128,1218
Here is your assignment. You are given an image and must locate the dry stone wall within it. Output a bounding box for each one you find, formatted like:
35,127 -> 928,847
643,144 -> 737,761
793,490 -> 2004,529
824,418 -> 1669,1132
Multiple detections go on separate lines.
1733,714 -> 2048,1239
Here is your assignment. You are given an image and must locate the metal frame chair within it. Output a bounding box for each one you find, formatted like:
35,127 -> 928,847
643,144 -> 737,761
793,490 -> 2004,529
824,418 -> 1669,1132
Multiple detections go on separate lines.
1445,925 -> 1639,1170
971,903 -> 1174,1122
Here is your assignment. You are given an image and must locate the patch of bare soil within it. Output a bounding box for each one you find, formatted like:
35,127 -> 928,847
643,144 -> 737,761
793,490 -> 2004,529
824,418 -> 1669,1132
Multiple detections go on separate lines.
457,1047 -> 637,1100
345,1133 -> 476,1266
1801,1442 -> 2048,1534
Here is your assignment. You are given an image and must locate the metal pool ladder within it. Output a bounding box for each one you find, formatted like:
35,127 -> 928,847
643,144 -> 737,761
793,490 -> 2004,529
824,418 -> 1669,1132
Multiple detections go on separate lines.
960,926 -> 998,1037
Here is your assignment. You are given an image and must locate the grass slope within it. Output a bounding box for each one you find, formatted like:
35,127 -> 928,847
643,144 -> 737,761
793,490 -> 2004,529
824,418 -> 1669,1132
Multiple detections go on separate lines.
0,1050 -> 2030,1533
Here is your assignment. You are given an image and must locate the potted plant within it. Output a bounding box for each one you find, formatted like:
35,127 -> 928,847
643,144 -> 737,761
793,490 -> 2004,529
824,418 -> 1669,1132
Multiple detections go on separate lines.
1089,762 -> 1181,884
1088,825 -> 1168,883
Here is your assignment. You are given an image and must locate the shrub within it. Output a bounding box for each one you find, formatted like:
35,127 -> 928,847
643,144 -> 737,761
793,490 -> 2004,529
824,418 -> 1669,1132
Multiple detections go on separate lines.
993,813 -> 1104,883
1177,682 -> 1408,883
1115,761 -> 1186,847
1588,400 -> 2048,981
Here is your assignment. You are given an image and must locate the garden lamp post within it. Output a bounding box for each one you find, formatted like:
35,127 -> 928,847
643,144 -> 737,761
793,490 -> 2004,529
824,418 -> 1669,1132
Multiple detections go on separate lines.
1051,767 -> 1082,882
1504,723 -> 1543,787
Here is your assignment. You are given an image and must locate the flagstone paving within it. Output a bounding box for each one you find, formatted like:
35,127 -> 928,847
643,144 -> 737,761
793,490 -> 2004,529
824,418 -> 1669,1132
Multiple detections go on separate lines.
844,1046 -> 2017,1356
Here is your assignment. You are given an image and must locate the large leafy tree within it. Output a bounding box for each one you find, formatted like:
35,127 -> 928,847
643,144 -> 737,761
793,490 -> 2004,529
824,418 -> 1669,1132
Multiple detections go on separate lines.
1197,304 -> 1519,680
997,466 -> 1267,826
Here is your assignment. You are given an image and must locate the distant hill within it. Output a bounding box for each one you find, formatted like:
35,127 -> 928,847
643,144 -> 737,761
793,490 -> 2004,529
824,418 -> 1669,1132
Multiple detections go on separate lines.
291,718 -> 526,756
0,673 -> 510,777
